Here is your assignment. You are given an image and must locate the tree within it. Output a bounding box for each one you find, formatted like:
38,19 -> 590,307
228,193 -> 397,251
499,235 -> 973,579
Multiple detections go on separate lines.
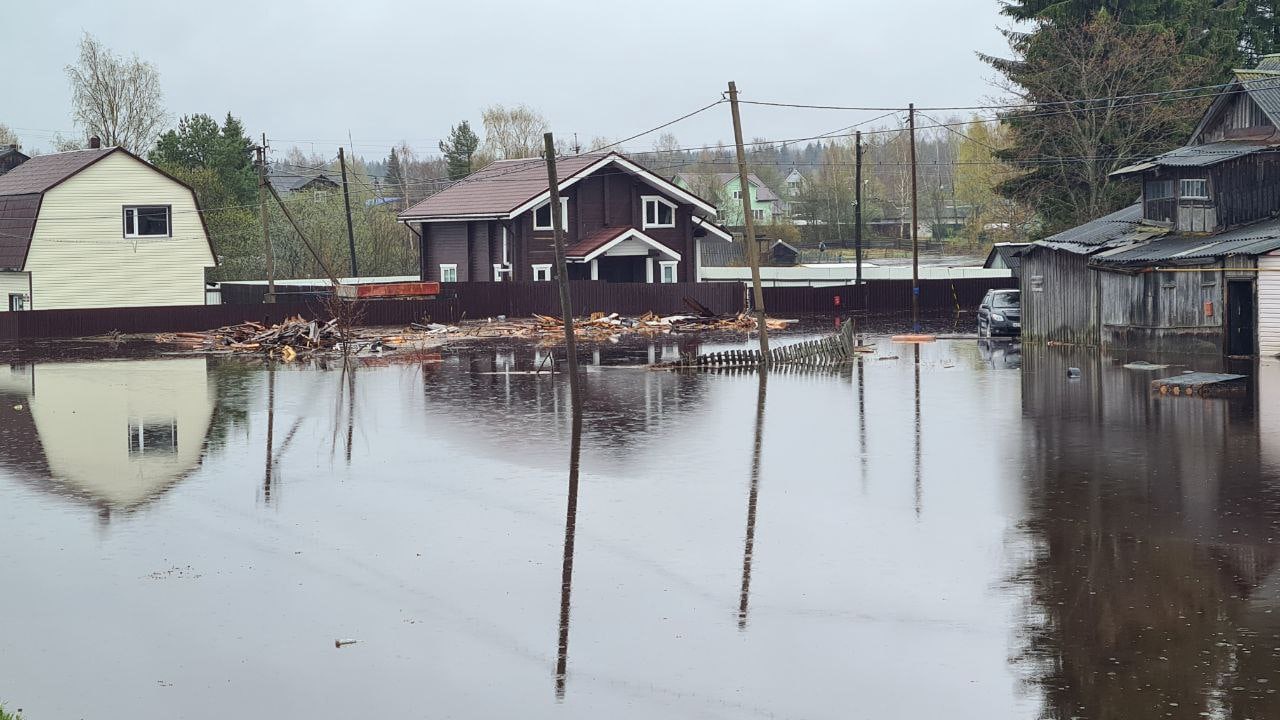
984,12 -> 1215,233
0,124 -> 17,147
65,32 -> 169,153
385,148 -> 404,195
1240,0 -> 1280,63
439,121 -> 481,180
151,113 -> 256,205
481,104 -> 549,159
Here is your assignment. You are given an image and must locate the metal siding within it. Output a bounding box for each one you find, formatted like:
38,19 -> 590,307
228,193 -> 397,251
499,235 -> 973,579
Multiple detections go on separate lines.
23,152 -> 215,309
0,271 -> 30,310
1260,254 -> 1280,355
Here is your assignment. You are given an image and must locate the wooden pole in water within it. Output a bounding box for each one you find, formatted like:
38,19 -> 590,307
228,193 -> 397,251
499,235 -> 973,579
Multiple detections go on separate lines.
727,81 -> 771,368
338,147 -> 359,278
908,104 -> 920,332
543,133 -> 582,411
256,143 -> 276,303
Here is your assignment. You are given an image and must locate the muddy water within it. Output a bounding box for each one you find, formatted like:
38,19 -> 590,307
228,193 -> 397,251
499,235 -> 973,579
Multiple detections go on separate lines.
1,336 -> 1279,719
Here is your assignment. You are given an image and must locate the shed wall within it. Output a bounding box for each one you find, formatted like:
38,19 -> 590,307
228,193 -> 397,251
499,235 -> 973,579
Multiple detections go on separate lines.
23,152 -> 215,309
1021,247 -> 1099,345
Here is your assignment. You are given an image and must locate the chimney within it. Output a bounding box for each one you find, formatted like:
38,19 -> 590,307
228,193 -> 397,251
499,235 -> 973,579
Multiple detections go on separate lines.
89,136 -> 101,149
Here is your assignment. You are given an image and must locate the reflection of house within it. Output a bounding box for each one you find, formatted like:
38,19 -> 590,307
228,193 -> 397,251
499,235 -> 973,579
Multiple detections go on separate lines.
1023,58 -> 1280,356
399,152 -> 732,284
0,358 -> 215,511
672,172 -> 785,226
0,139 -> 216,311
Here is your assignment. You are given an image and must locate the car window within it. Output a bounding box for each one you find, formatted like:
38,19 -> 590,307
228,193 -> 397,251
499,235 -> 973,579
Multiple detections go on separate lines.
992,292 -> 1019,309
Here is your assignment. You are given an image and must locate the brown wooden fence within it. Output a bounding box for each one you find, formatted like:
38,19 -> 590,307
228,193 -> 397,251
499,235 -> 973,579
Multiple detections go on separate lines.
0,278 -> 1014,341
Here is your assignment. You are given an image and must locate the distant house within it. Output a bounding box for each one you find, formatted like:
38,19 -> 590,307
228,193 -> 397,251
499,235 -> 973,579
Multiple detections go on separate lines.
0,140 -> 216,311
672,172 -> 785,226
984,242 -> 1030,278
270,169 -> 341,195
781,168 -> 805,198
1023,56 -> 1280,356
398,152 -> 732,283
0,145 -> 29,176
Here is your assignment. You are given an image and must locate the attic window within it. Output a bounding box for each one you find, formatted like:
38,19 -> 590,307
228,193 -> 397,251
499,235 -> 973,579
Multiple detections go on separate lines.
1180,179 -> 1209,200
533,198 -> 568,231
123,206 -> 171,238
642,196 -> 676,229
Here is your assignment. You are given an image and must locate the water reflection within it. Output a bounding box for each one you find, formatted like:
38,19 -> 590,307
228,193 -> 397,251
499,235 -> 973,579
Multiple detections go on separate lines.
555,400 -> 584,699
0,358 -> 217,518
737,373 -> 768,629
1017,344 -> 1280,719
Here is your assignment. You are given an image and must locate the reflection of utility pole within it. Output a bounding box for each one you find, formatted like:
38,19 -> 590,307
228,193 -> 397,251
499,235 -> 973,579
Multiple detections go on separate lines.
738,373 -> 768,629
264,366 -> 276,503
857,356 -> 868,494
913,343 -> 922,517
555,404 -> 584,699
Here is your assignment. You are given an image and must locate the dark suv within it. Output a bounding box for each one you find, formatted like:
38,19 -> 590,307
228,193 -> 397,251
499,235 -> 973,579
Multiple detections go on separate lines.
978,289 -> 1021,337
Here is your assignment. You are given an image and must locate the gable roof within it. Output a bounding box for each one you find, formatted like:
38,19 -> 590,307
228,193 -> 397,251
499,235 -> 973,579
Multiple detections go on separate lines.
565,226 -> 680,262
0,147 -> 116,196
400,152 -> 717,221
0,147 -> 215,271
270,171 -> 342,193
673,171 -> 778,196
984,242 -> 1030,271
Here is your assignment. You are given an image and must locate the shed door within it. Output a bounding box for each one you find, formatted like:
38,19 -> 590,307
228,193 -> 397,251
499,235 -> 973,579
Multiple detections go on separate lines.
1228,280 -> 1257,356
1260,254 -> 1280,356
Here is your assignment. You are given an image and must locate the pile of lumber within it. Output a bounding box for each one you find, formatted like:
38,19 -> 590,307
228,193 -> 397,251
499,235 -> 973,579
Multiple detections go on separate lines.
461,311 -> 794,341
157,316 -> 346,359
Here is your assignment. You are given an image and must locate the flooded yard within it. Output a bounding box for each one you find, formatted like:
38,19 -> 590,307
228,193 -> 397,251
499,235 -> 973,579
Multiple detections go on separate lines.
3,332 -> 1280,719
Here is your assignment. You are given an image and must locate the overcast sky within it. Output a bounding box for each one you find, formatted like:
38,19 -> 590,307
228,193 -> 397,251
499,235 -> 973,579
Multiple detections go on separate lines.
7,0 -> 1013,161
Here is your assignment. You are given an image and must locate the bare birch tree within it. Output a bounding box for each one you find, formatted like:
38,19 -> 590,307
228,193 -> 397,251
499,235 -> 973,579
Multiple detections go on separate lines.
480,104 -> 550,159
0,124 -> 18,147
65,32 -> 169,153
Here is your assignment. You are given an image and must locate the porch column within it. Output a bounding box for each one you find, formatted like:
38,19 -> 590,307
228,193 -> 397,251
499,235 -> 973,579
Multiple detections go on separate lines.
645,257 -> 654,283
590,259 -> 598,280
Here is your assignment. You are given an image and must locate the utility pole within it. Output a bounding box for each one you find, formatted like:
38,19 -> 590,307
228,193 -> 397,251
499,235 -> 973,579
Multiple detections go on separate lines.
338,147 -> 359,278
264,181 -> 342,287
256,140 -> 276,303
727,81 -> 771,367
543,132 -> 582,413
908,103 -> 920,332
854,130 -> 863,290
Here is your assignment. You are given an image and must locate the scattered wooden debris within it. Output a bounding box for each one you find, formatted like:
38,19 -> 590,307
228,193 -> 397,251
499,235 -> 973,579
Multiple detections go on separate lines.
459,311 -> 795,341
155,316 -> 448,359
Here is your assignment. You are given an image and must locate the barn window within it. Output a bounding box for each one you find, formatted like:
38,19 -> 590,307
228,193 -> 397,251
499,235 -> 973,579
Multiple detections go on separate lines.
1180,179 -> 1209,200
642,196 -> 676,229
123,206 -> 171,237
1161,271 -> 1178,289
532,198 -> 568,231
1143,180 -> 1176,222
1201,270 -> 1217,286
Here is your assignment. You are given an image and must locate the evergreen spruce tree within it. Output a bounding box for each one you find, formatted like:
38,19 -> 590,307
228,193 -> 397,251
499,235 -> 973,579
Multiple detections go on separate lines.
385,148 -> 404,198
439,121 -> 480,180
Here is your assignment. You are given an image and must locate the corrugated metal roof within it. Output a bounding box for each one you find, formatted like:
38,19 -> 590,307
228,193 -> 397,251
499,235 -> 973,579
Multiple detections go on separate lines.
1254,55 -> 1280,72
1092,215 -> 1280,264
1035,203 -> 1155,254
1112,141 -> 1276,176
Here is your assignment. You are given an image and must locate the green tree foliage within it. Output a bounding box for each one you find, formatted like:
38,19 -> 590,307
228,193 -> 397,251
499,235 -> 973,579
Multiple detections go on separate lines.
439,121 -> 480,180
1240,0 -> 1280,63
985,12 -> 1216,232
385,148 -> 404,195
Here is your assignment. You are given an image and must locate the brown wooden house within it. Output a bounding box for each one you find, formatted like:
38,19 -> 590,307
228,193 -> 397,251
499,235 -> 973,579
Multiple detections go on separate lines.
1022,56 -> 1280,356
398,152 -> 732,283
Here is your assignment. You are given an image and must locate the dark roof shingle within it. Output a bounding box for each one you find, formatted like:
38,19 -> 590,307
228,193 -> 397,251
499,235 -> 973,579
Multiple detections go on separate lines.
0,148 -> 115,196
400,154 -> 606,220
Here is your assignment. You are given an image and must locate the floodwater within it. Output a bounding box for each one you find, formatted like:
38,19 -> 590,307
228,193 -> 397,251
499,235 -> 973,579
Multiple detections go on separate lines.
3,331 -> 1280,719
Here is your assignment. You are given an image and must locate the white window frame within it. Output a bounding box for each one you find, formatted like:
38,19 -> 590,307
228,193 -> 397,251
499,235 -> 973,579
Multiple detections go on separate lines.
439,263 -> 458,282
123,205 -> 172,238
641,195 -> 677,229
658,260 -> 678,284
532,264 -> 552,281
732,190 -> 742,200
752,208 -> 766,221
1180,178 -> 1209,200
532,198 -> 569,231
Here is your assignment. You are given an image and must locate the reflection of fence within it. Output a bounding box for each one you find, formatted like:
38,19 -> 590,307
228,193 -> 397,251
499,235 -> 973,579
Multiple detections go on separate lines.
0,278 -> 1017,340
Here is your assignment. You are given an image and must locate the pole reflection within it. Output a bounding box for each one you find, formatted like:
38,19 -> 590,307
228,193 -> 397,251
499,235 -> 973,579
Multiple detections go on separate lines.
738,372 -> 769,630
913,342 -> 922,518
554,397 -> 584,700
264,364 -> 276,504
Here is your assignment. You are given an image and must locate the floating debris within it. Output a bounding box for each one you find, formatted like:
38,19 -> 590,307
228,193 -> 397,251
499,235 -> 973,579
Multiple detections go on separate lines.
335,639 -> 359,648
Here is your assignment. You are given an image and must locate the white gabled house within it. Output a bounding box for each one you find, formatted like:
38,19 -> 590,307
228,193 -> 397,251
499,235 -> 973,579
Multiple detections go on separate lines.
0,140 -> 216,311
